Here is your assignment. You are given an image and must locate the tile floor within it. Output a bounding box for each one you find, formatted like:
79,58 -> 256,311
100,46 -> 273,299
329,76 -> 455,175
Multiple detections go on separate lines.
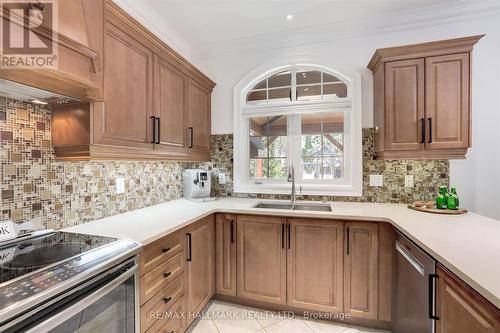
186,301 -> 390,333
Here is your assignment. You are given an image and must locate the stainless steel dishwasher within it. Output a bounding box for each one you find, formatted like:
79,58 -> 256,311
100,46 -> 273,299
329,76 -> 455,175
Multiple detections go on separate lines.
392,231 -> 438,333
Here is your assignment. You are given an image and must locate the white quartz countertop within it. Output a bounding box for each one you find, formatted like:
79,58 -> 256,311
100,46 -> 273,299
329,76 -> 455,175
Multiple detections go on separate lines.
63,198 -> 500,308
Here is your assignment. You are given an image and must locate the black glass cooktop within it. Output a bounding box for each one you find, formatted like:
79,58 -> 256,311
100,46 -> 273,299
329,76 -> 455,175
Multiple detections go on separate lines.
0,231 -> 118,284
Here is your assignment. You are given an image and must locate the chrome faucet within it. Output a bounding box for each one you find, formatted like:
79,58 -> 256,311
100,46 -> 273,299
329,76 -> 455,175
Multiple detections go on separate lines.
287,165 -> 296,203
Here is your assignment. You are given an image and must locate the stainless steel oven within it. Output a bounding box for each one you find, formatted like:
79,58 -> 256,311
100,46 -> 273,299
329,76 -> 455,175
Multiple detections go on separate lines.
4,258 -> 139,333
0,231 -> 142,333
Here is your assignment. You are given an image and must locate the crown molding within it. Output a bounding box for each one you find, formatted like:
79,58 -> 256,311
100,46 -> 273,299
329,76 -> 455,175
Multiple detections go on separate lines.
367,34 -> 485,71
190,0 -> 499,60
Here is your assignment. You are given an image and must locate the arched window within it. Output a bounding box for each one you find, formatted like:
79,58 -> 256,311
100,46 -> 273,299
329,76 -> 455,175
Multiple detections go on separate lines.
234,64 -> 362,196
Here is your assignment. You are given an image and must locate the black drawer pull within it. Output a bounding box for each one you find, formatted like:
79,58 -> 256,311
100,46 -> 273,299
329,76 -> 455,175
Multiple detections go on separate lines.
188,127 -> 194,148
420,118 -> 425,144
163,272 -> 172,278
162,247 -> 171,253
150,116 -> 156,144
230,220 -> 235,244
428,117 -> 433,143
186,233 -> 192,261
429,274 -> 439,320
163,296 -> 172,304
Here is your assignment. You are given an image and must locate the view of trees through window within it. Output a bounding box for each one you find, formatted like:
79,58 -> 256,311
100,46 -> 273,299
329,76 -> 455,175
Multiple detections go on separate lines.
301,112 -> 344,180
249,116 -> 287,179
246,68 -> 348,183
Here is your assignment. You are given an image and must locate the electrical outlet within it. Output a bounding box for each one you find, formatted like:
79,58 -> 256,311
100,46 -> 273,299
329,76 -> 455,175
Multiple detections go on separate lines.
115,177 -> 125,194
218,172 -> 226,184
369,174 -> 383,187
405,175 -> 414,188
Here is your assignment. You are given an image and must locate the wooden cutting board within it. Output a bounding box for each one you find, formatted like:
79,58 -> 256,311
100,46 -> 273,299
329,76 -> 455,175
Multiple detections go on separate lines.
407,204 -> 468,215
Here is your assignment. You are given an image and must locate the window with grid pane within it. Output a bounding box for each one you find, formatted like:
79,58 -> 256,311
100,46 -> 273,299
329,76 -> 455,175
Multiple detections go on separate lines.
235,64 -> 361,196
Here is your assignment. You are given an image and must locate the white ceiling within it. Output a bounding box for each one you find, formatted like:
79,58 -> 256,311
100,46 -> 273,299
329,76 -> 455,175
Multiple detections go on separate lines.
113,0 -> 500,59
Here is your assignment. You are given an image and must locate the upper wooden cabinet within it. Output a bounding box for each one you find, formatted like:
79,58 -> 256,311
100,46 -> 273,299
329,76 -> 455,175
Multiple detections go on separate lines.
368,35 -> 482,160
186,79 -> 212,160
51,0 -> 215,161
154,55 -> 187,155
436,264 -> 500,333
94,18 -> 154,151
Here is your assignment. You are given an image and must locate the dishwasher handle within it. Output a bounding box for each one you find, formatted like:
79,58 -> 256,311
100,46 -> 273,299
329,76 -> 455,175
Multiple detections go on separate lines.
395,240 -> 425,276
429,274 -> 439,320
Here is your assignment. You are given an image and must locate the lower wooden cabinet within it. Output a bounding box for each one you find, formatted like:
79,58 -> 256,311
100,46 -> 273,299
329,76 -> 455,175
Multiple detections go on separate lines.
145,296 -> 186,333
436,264 -> 500,333
236,215 -> 287,305
185,215 -> 215,326
344,222 -> 379,320
139,231 -> 186,333
287,218 -> 344,313
215,214 -> 237,296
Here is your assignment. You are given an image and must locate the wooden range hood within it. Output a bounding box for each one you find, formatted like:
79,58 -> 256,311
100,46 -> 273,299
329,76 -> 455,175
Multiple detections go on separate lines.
0,0 -> 104,102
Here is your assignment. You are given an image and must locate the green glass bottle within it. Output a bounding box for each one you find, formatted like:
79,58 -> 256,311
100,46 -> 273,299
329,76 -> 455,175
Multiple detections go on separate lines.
448,187 -> 459,210
436,186 -> 448,209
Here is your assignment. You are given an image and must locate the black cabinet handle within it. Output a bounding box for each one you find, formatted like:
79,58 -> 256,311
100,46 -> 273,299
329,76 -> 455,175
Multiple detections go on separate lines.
150,116 -> 156,143
428,118 -> 433,143
162,247 -> 171,253
186,233 -> 192,262
155,117 -> 160,144
429,274 -> 439,320
420,118 -> 425,144
230,220 -> 235,244
163,296 -> 172,304
188,127 -> 194,148
287,224 -> 291,249
346,227 -> 350,255
163,272 -> 172,278
281,224 -> 285,249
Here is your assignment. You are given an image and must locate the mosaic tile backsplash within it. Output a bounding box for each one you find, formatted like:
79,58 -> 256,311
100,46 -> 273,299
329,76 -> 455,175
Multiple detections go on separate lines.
0,97 -> 449,231
202,130 -> 449,203
0,98 -> 193,230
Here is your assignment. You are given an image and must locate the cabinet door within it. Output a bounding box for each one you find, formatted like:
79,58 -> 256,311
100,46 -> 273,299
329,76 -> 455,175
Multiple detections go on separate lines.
95,21 -> 153,149
385,59 -> 425,151
237,215 -> 286,305
425,53 -> 470,149
436,265 -> 500,333
344,222 -> 379,320
215,214 -> 237,296
186,79 -> 211,155
154,55 -> 188,154
287,219 -> 344,313
185,216 -> 215,325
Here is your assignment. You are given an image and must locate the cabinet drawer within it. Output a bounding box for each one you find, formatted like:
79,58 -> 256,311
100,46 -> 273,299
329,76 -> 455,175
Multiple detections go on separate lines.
140,251 -> 184,305
140,232 -> 184,277
141,275 -> 185,332
145,296 -> 186,333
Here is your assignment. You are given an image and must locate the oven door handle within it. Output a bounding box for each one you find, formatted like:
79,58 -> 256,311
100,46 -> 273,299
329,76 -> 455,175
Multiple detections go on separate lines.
25,263 -> 138,333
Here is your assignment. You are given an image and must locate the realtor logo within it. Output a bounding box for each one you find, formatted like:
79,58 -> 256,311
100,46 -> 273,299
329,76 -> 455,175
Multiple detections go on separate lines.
0,0 -> 58,68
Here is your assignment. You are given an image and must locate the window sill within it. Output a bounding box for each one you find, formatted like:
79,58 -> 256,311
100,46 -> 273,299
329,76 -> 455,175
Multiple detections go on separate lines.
233,182 -> 362,197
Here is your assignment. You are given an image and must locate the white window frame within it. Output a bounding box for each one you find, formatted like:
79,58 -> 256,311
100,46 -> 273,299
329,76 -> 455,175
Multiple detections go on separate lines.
234,63 -> 362,196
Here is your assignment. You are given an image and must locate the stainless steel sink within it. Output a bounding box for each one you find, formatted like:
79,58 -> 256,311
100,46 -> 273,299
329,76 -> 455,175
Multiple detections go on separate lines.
253,202 -> 332,212
292,204 -> 332,212
253,202 -> 294,210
